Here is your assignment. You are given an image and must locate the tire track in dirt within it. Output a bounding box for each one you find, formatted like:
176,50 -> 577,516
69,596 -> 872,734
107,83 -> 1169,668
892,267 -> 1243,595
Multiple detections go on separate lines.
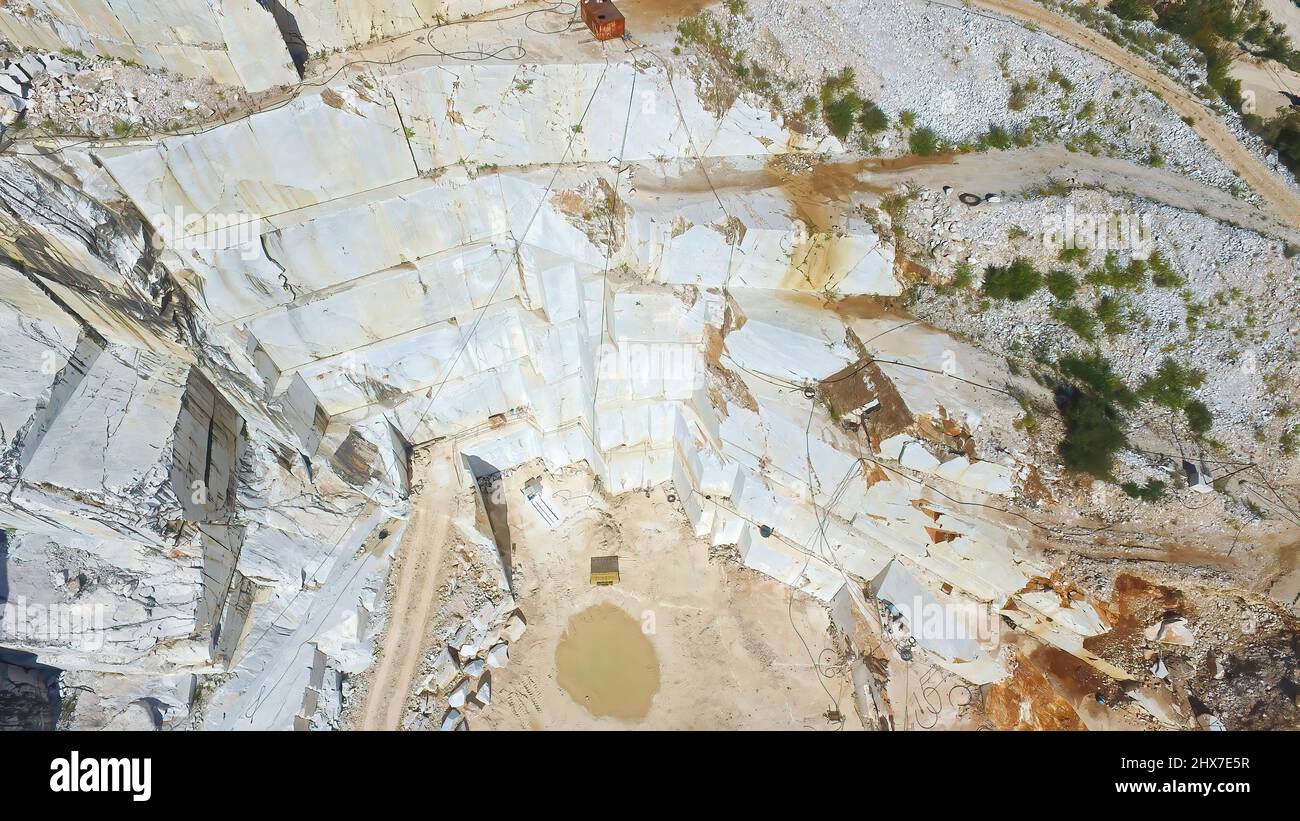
957,0 -> 1300,232
359,446 -> 457,730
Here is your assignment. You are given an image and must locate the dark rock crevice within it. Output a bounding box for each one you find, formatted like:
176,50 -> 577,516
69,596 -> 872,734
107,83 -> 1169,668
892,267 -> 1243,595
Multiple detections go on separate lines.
257,0 -> 310,78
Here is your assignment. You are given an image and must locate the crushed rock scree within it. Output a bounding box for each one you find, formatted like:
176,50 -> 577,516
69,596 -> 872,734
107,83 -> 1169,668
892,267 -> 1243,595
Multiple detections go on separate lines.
900,184 -> 1300,522
710,0 -> 1267,200
1,48 -> 255,137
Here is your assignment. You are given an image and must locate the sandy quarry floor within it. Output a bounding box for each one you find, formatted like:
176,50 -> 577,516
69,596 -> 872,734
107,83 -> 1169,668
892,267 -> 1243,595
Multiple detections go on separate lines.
472,465 -> 862,730
1231,54 -> 1300,120
1262,0 -> 1300,44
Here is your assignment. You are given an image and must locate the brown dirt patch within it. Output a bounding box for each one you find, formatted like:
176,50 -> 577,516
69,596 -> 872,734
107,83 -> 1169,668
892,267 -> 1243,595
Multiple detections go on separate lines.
985,650 -> 1087,730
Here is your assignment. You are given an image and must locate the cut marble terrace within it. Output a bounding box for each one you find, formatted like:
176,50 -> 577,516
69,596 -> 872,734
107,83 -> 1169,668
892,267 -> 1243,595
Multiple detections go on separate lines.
0,19 -> 1155,731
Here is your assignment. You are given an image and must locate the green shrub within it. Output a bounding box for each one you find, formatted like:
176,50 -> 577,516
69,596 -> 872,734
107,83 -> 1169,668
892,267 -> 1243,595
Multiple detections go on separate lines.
1184,399 -> 1213,434
1086,252 -> 1147,289
1008,82 -> 1033,111
1056,355 -> 1134,478
982,124 -> 1012,150
1059,389 -> 1128,478
812,68 -> 893,145
1052,303 -> 1097,340
1110,0 -> 1155,21
819,67 -> 855,106
824,94 -> 861,139
1095,294 -> 1130,334
908,126 -> 941,155
1121,479 -> 1167,501
1011,124 -> 1037,147
1282,424 -> 1300,455
1148,249 -> 1182,287
1065,129 -> 1106,155
1155,0 -> 1264,108
1139,357 -> 1205,409
982,257 -> 1042,301
1046,269 -> 1078,300
1256,111 -> 1300,177
675,14 -> 719,47
1059,353 -> 1137,408
1047,67 -> 1074,91
858,100 -> 889,134
1058,246 -> 1090,266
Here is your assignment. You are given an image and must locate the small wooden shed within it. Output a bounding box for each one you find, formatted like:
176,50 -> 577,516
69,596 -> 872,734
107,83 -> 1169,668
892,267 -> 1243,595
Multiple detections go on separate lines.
581,0 -> 625,41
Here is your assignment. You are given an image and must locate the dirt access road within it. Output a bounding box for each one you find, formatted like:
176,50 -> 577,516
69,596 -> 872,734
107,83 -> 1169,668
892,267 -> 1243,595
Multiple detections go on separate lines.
868,142 -> 1300,240
960,0 -> 1300,233
358,445 -> 458,730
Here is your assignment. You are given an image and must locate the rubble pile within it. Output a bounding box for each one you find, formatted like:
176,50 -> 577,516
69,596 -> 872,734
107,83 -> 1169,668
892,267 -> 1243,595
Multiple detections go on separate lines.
1083,572 -> 1300,730
412,598 -> 525,731
0,50 -> 71,127
1,48 -> 251,137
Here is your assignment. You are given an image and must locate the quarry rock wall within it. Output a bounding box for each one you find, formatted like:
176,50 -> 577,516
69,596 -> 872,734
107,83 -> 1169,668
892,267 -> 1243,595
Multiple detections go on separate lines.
0,53 -> 1112,729
0,140 -> 409,728
0,0 -> 518,92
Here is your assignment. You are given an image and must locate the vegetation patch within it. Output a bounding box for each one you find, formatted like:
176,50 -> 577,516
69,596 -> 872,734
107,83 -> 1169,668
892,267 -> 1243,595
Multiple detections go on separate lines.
982,257 -> 1042,301
1138,357 -> 1205,409
908,126 -> 942,156
1122,478 -> 1168,501
1052,303 -> 1098,340
1055,353 -> 1136,478
1095,293 -> 1130,335
1086,252 -> 1147,289
1046,268 -> 1079,300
